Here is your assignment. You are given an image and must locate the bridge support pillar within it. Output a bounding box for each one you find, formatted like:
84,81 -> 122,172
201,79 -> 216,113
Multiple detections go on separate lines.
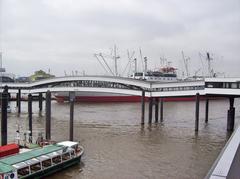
227,97 -> 235,131
45,90 -> 51,140
195,93 -> 200,131
148,97 -> 153,124
205,98 -> 209,123
160,98 -> 164,122
1,86 -> 9,146
69,92 -> 75,141
17,89 -> 21,114
141,90 -> 145,125
28,94 -> 33,143
155,97 -> 159,123
39,93 -> 43,112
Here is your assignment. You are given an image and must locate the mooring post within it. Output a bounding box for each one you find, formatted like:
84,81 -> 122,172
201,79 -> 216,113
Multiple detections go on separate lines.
148,97 -> 153,124
1,86 -> 9,146
195,93 -> 200,131
69,91 -> 75,141
17,89 -> 21,114
141,90 -> 145,125
160,98 -> 164,122
45,90 -> 51,140
16,93 -> 19,107
155,97 -> 159,123
39,93 -> 43,112
205,98 -> 209,123
227,97 -> 235,131
28,94 -> 33,142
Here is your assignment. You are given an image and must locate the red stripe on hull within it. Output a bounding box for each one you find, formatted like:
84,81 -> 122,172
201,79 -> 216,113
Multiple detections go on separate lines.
55,95 -> 223,103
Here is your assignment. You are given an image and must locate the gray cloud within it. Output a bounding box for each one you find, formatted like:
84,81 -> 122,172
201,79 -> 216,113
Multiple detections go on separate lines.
1,0 -> 240,77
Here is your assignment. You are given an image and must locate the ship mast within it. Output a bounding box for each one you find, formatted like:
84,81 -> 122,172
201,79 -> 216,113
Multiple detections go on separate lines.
206,52 -> 213,77
181,51 -> 190,78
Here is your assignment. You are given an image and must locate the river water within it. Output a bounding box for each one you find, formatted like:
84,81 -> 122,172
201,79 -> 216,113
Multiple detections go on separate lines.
2,99 -> 240,178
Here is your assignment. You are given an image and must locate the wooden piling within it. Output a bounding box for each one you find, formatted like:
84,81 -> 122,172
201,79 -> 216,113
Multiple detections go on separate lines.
28,94 -> 33,142
45,90 -> 51,140
1,86 -> 9,146
195,93 -> 200,131
205,98 -> 209,123
141,90 -> 145,125
155,98 -> 159,123
148,97 -> 153,124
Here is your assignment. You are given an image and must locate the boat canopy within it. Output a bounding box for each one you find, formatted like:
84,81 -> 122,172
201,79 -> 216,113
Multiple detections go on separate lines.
0,145 -> 63,166
0,162 -> 15,173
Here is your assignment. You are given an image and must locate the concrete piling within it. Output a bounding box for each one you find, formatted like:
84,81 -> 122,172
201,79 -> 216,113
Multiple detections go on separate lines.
155,97 -> 159,123
28,94 -> 33,142
148,97 -> 153,124
45,90 -> 51,140
141,90 -> 145,125
39,93 -> 43,112
17,89 -> 21,114
69,92 -> 75,141
1,86 -> 9,146
205,99 -> 209,123
195,93 -> 200,131
160,98 -> 163,122
227,97 -> 235,131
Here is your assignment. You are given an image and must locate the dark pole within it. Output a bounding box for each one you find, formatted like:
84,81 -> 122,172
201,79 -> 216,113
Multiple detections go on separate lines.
16,93 -> 19,107
160,98 -> 164,122
17,89 -> 21,114
195,93 -> 200,131
45,90 -> 51,140
141,90 -> 145,125
69,92 -> 75,141
148,97 -> 153,124
227,97 -> 235,131
155,97 -> 159,123
205,98 -> 209,123
39,93 -> 43,112
1,86 -> 9,145
28,94 -> 33,142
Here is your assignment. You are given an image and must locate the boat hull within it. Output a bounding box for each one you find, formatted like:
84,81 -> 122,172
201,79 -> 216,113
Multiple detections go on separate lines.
54,92 -> 220,103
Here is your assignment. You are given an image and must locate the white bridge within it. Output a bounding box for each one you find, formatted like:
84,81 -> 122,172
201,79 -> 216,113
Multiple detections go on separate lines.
1,76 -> 240,97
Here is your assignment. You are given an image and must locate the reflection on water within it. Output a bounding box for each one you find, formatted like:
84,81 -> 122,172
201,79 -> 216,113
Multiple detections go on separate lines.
1,99 -> 240,178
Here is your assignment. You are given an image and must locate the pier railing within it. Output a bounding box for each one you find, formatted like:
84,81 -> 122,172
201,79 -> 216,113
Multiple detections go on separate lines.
206,125 -> 240,179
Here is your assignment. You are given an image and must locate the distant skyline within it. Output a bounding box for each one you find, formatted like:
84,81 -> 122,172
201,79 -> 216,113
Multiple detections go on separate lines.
0,0 -> 240,77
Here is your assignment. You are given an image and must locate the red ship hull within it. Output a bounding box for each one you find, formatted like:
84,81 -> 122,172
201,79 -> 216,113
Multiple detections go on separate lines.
55,95 -> 215,103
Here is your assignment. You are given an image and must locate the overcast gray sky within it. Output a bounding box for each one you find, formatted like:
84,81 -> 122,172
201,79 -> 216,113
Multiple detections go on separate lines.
0,0 -> 240,77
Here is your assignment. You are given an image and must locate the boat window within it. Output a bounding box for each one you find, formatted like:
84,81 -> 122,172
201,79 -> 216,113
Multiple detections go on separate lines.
52,155 -> 61,164
70,150 -> 75,158
30,162 -> 41,173
17,167 -> 30,177
62,152 -> 71,161
42,159 -> 52,168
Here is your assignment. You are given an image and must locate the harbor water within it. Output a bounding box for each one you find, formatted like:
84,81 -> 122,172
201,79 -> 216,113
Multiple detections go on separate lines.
1,99 -> 240,178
